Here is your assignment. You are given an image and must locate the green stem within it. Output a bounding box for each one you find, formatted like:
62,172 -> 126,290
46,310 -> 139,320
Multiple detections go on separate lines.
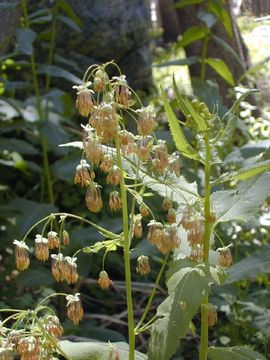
199,131 -> 211,360
115,131 -> 135,360
20,0 -> 54,204
135,253 -> 169,334
200,29 -> 209,81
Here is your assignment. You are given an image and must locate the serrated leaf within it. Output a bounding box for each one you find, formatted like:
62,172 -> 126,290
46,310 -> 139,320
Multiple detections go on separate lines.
162,90 -> 199,161
205,58 -> 234,86
226,246 -> 270,283
173,75 -> 208,131
59,340 -> 147,360
212,173 -> 270,223
174,0 -> 203,8
16,28 -> 37,56
178,26 -> 206,47
148,265 -> 211,360
208,346 -> 266,360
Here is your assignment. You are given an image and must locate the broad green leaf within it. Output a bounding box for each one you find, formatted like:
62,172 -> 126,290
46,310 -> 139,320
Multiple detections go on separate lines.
38,65 -> 81,84
19,267 -> 54,287
51,152 -> 81,181
8,198 -> 58,236
162,90 -> 199,161
205,58 -> 235,86
226,246 -> 270,283
16,28 -> 37,56
174,0 -> 203,8
0,2 -> 18,9
148,265 -> 211,360
173,76 -> 208,131
208,3 -> 233,37
59,340 -> 147,360
154,56 -> 199,67
0,138 -> 38,155
178,26 -> 206,48
212,172 -> 270,223
41,118 -> 70,155
223,160 -> 270,182
223,140 -> 270,165
208,346 -> 266,360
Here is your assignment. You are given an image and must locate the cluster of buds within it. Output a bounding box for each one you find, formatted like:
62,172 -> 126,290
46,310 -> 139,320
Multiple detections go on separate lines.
74,159 -> 95,186
147,221 -> 180,254
181,206 -> 205,261
17,336 -> 41,360
43,315 -> 63,338
51,254 -> 78,284
162,197 -> 176,224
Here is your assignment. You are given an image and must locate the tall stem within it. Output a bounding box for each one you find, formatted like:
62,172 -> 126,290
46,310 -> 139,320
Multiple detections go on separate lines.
20,0 -> 54,204
115,132 -> 135,360
199,131 -> 211,360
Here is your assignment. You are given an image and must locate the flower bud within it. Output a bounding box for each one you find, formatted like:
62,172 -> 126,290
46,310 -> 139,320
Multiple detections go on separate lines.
34,235 -> 49,261
109,191 -> 122,212
84,134 -> 103,165
168,153 -> 181,177
152,140 -> 169,174
100,154 -> 114,173
106,165 -> 122,186
167,208 -> 176,224
207,304 -> 218,327
147,220 -> 164,245
86,183 -> 103,213
162,197 -> 172,211
75,87 -> 94,117
136,255 -> 150,275
74,160 -> 95,187
62,230 -> 70,246
63,257 -> 78,284
140,204 -> 149,218
98,271 -> 113,290
132,215 -> 143,238
136,106 -> 157,136
44,315 -> 63,338
13,240 -> 30,271
218,247 -> 233,268
51,253 -> 65,282
66,293 -> 84,325
47,231 -> 60,250
17,336 -> 41,359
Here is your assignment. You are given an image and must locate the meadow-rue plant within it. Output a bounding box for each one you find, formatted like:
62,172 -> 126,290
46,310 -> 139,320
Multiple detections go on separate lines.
2,61 -> 270,360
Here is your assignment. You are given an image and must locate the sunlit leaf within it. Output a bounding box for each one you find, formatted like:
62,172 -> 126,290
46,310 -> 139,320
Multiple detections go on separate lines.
205,58 -> 235,86
208,346 -> 266,360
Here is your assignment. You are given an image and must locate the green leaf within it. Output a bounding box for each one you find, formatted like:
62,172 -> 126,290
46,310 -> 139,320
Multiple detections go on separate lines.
57,14 -> 82,33
154,56 -> 199,67
226,246 -> 270,283
0,138 -> 38,155
178,26 -> 206,47
227,88 -> 259,115
51,152 -> 81,181
16,28 -> 37,56
173,75 -> 208,131
57,0 -> 82,27
19,267 -> 54,287
38,65 -> 81,84
225,160 -> 270,182
197,10 -> 217,28
162,90 -> 199,161
148,264 -> 211,360
59,340 -> 148,360
0,2 -> 18,9
208,3 -> 233,37
174,0 -> 203,9
212,172 -> 270,223
208,346 -> 266,360
41,118 -> 70,155
205,58 -> 235,86
239,54 -> 270,82
214,114 -> 237,147
213,35 -> 245,70
8,198 -> 58,236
